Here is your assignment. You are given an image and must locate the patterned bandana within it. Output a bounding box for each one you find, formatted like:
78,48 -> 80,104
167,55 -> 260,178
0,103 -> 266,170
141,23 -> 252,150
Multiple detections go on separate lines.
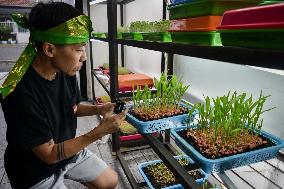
0,14 -> 93,98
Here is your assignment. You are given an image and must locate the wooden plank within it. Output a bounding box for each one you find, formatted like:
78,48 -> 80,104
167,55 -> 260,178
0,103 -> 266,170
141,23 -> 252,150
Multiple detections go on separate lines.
207,175 -> 226,189
249,161 -> 284,188
122,152 -> 141,183
233,166 -> 281,189
266,158 -> 284,173
219,171 -> 254,189
128,150 -> 147,183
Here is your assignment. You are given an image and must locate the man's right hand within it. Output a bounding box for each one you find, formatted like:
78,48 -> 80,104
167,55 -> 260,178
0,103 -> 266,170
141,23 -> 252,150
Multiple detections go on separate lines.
91,108 -> 129,138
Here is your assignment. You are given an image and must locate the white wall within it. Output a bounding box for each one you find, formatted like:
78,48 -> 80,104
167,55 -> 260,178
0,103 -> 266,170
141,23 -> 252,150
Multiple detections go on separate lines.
89,4 -> 122,97
124,0 -> 163,78
89,0 -> 284,139
174,56 -> 284,139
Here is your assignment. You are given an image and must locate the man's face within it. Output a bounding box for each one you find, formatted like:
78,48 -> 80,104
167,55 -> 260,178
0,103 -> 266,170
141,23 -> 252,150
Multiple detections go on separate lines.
52,43 -> 87,76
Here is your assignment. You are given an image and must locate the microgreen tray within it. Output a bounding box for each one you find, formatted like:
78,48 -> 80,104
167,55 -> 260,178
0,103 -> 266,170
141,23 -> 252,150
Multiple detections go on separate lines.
141,32 -> 172,42
121,32 -> 143,40
171,126 -> 284,173
218,29 -> 284,49
170,32 -> 222,46
126,103 -> 193,133
92,32 -> 107,38
168,0 -> 260,20
138,155 -> 208,189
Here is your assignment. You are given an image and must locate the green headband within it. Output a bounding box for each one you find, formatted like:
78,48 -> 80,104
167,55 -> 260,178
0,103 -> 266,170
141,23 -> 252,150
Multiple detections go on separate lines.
0,14 -> 93,98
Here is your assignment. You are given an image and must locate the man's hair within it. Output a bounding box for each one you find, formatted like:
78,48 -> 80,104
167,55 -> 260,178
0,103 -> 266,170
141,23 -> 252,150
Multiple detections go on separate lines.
29,2 -> 83,51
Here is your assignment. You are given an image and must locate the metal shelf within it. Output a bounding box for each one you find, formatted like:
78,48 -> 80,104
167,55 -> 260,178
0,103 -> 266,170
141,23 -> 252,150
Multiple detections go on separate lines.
92,69 -> 111,96
90,37 -> 284,70
116,39 -> 284,70
89,0 -> 134,5
90,37 -> 109,42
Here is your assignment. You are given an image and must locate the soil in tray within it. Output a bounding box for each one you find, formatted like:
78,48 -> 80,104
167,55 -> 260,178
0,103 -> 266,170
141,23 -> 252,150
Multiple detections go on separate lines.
177,128 -> 275,159
130,106 -> 188,121
142,161 -> 203,189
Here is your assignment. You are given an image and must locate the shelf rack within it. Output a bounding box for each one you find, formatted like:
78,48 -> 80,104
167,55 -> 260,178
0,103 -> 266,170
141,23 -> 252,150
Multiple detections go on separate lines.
88,0 -> 284,188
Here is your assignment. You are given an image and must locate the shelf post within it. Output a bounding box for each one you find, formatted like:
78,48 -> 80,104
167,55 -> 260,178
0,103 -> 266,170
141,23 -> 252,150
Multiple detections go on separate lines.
107,0 -> 120,152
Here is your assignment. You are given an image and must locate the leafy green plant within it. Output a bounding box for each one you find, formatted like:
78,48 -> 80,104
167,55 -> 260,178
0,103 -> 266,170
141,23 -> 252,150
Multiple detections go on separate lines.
128,20 -> 170,33
186,91 -> 275,158
132,73 -> 189,120
117,26 -> 128,33
144,157 -> 201,188
119,121 -> 137,135
101,63 -> 129,75
0,25 -> 12,34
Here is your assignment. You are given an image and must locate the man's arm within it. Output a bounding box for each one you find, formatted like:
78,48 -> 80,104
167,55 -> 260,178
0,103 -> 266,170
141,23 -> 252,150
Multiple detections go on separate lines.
76,103 -> 115,117
32,110 -> 127,164
75,103 -> 100,117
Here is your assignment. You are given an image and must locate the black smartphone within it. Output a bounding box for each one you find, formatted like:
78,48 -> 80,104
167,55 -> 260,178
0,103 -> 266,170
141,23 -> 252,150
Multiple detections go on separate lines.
113,99 -> 125,114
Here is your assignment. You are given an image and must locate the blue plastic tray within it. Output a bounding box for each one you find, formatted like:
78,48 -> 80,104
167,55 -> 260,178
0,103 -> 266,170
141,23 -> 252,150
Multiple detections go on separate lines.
170,0 -> 196,6
171,126 -> 284,173
126,103 -> 194,133
138,155 -> 208,189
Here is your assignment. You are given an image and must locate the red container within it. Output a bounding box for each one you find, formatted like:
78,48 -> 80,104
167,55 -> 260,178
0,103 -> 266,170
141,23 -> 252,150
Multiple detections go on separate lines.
119,134 -> 143,141
118,73 -> 154,92
218,3 -> 284,30
169,16 -> 223,32
98,66 -> 109,75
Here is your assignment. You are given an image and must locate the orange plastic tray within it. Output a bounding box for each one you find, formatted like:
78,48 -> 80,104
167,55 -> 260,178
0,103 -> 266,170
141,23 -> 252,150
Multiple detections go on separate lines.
169,16 -> 223,32
118,73 -> 153,89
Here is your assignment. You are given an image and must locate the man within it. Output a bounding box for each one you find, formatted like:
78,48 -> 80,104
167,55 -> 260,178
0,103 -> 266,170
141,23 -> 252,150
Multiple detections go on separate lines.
0,2 -> 126,189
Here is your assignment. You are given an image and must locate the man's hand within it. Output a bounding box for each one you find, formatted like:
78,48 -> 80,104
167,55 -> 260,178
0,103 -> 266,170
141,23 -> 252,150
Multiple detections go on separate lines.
90,108 -> 129,138
98,102 -> 116,117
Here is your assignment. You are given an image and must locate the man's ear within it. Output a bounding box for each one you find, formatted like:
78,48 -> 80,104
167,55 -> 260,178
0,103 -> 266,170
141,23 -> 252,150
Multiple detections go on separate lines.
42,42 -> 56,58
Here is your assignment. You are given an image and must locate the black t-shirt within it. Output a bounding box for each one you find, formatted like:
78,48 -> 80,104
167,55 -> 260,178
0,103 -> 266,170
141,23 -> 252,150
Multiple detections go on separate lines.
1,66 -> 81,189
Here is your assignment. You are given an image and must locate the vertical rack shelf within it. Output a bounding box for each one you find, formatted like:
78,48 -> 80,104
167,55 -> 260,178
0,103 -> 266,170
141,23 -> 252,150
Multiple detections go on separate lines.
87,0 -> 284,188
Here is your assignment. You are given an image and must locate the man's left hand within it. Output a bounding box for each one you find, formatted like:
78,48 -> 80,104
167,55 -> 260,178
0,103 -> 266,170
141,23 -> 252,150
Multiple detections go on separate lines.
98,102 -> 116,117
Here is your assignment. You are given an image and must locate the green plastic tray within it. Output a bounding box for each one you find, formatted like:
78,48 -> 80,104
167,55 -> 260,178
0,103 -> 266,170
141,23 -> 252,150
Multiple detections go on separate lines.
121,32 -> 143,41
92,32 -> 107,38
219,29 -> 284,49
170,32 -> 222,46
259,0 -> 283,5
141,32 -> 172,42
168,0 -> 260,20
117,32 -> 123,39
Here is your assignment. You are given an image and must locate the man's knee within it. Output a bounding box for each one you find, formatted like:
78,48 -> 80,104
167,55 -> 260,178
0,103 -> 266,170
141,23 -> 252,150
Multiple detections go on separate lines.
85,167 -> 118,189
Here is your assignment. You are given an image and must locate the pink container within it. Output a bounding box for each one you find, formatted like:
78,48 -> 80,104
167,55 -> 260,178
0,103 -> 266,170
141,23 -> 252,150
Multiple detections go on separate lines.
119,134 -> 143,141
218,3 -> 284,30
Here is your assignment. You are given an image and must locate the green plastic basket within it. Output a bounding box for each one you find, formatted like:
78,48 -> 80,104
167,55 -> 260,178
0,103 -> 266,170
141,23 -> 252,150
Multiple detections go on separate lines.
168,0 -> 260,20
121,32 -> 143,41
170,32 -> 222,46
219,29 -> 284,49
259,0 -> 284,5
141,32 -> 172,42
92,32 -> 107,38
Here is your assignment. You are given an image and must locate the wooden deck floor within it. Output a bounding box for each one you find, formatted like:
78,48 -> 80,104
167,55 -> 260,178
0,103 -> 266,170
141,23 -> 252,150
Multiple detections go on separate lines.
1,103 -> 284,189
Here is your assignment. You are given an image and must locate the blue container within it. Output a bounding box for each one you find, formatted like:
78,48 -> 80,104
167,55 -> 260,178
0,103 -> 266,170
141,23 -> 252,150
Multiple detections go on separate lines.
126,103 -> 194,133
171,126 -> 284,173
138,155 -> 208,189
170,0 -> 196,6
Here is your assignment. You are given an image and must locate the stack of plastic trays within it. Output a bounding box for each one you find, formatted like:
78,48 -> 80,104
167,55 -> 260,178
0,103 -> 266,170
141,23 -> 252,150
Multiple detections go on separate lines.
217,3 -> 284,49
167,0 -> 260,46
